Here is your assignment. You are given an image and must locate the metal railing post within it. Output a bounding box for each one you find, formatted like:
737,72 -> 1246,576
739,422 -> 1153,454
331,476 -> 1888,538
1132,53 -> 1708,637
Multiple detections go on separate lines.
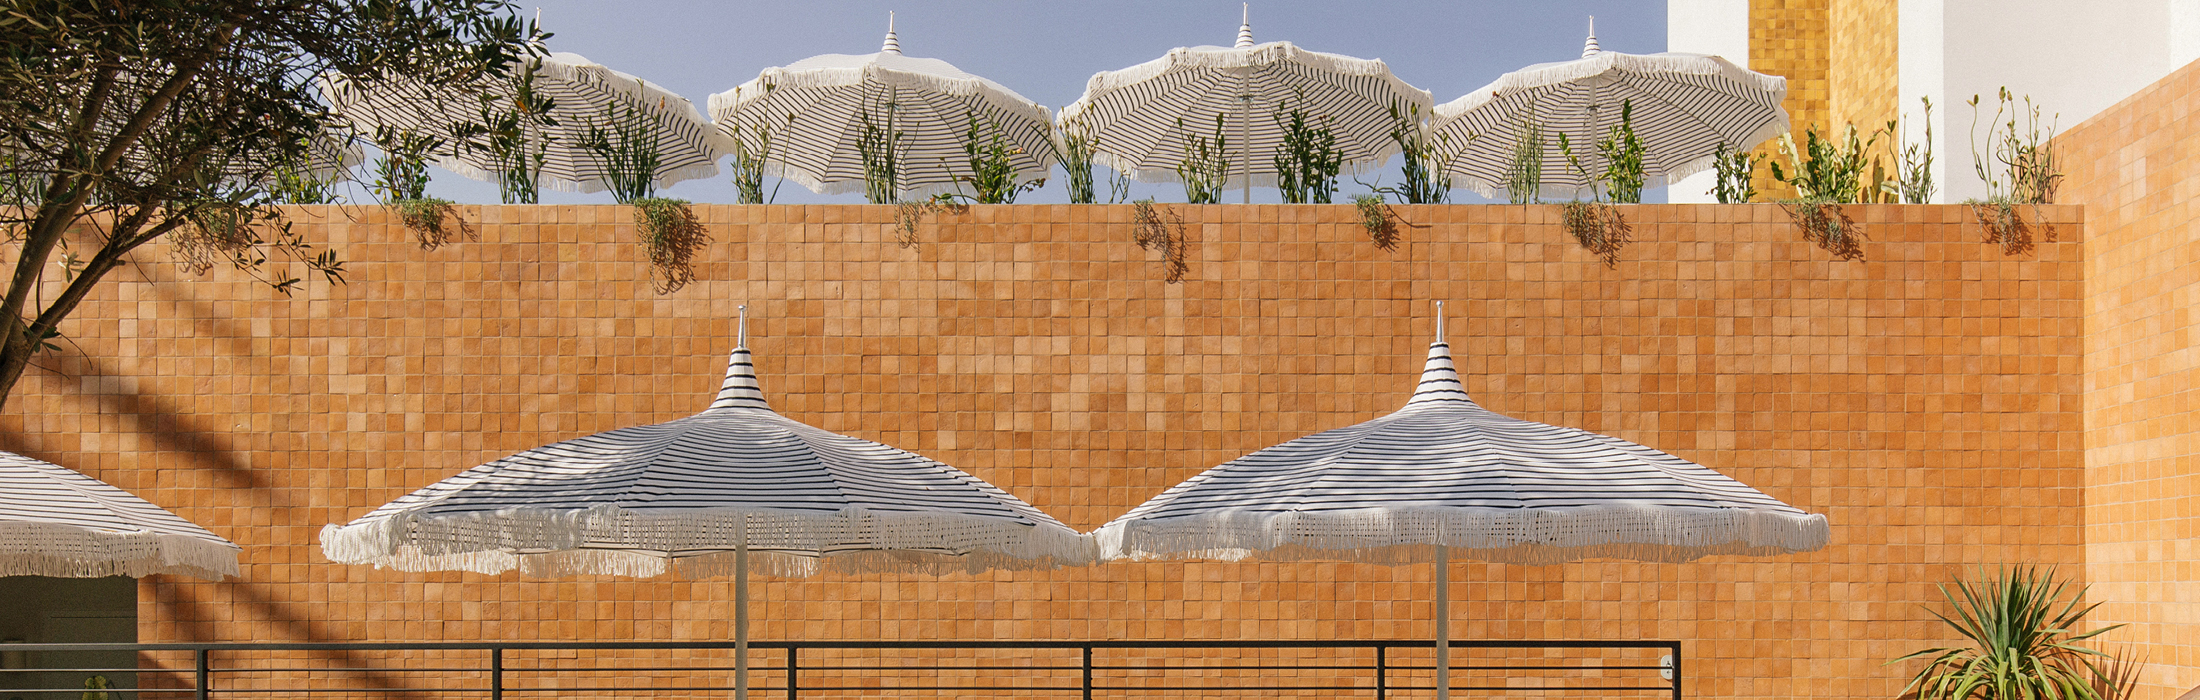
489,647 -> 503,700
1081,646 -> 1093,700
1374,645 -> 1386,700
1670,642 -> 1682,700
193,648 -> 208,700
785,647 -> 797,700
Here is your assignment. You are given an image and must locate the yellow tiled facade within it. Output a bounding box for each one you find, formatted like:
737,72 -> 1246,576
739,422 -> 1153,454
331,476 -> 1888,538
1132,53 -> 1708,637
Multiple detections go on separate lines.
3,203 -> 2089,698
2062,59 -> 2200,699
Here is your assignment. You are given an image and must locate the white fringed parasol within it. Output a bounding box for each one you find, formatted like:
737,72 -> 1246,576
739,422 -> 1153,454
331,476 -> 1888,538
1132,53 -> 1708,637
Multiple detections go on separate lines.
707,14 -> 1055,200
322,307 -> 1090,696
1432,18 -> 1789,201
0,451 -> 241,580
1057,5 -> 1432,201
1093,302 -> 1828,700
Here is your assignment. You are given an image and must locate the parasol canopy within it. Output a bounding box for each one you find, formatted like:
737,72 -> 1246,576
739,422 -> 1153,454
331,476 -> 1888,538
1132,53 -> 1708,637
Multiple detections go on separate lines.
1057,6 -> 1432,200
707,15 -> 1055,200
0,450 -> 240,580
325,51 -> 723,196
1432,20 -> 1788,202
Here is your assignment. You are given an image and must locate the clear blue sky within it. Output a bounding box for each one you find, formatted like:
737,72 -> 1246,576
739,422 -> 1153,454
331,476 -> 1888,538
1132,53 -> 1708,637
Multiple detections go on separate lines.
404,1 -> 1667,205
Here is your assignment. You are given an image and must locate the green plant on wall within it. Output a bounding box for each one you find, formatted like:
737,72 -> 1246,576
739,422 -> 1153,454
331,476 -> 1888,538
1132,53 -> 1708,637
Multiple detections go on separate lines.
459,57 -> 556,205
955,112 -> 1043,204
631,198 -> 709,294
1503,113 -> 1544,204
1271,98 -> 1342,204
1883,95 -> 1937,204
1060,116 -> 1100,204
266,137 -> 342,205
1371,100 -> 1453,205
1771,123 -> 1881,260
1175,114 -> 1231,204
1584,99 -> 1647,204
859,96 -> 904,205
581,97 -> 664,204
727,82 -> 788,205
372,127 -> 472,251
1967,88 -> 2061,256
1890,565 -> 2124,700
1712,143 -> 1759,204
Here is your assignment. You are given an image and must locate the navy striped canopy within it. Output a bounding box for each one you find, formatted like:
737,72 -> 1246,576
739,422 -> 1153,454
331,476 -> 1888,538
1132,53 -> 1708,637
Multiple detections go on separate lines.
326,52 -> 724,195
1432,37 -> 1788,202
0,451 -> 240,579
320,343 -> 1090,579
708,29 -> 1055,199
1095,327 -> 1829,565
1058,29 -> 1433,187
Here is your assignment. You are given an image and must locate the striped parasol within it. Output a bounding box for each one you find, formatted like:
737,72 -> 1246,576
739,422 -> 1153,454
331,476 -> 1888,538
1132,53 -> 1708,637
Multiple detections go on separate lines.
0,450 -> 240,580
325,51 -> 723,195
1094,302 -> 1827,700
707,14 -> 1054,199
1056,6 -> 1432,200
321,307 -> 1089,696
1432,20 -> 1788,201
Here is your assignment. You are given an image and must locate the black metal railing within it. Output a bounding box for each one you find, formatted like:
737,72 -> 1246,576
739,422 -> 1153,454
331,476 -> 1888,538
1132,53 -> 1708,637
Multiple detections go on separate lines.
0,639 -> 1680,699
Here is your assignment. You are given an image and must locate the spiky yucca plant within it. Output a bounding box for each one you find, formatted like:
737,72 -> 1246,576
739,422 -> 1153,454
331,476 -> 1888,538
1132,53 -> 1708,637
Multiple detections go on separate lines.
1892,565 -> 2122,700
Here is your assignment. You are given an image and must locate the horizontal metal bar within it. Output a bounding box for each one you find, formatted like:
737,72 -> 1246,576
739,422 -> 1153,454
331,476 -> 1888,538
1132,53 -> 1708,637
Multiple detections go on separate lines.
788,664 -> 1084,672
209,667 -> 484,674
0,639 -> 1678,653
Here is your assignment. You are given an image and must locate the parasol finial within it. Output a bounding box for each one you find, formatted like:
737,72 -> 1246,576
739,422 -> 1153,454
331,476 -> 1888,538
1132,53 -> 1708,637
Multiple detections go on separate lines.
738,304 -> 748,348
1236,4 -> 1254,48
1407,301 -> 1472,407
883,11 -> 902,55
711,306 -> 771,412
1582,16 -> 1601,57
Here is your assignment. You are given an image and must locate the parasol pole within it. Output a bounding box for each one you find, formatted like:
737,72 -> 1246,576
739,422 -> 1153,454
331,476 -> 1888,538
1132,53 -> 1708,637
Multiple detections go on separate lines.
1238,4 -> 1253,204
1435,545 -> 1450,700
735,519 -> 750,698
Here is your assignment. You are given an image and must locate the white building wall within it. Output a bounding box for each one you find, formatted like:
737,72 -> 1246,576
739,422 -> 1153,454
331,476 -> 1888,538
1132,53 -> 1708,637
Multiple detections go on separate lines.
1665,0 -> 1751,203
1924,0 -> 2170,202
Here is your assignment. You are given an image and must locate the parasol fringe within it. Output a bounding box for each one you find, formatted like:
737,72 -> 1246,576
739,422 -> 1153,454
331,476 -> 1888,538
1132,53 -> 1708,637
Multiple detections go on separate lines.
1095,505 -> 1829,566
0,521 -> 240,579
319,504 -> 1095,579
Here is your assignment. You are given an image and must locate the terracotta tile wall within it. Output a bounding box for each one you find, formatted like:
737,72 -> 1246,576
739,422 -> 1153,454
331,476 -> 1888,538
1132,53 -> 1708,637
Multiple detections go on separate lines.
2061,58 -> 2200,698
0,203 -> 2085,699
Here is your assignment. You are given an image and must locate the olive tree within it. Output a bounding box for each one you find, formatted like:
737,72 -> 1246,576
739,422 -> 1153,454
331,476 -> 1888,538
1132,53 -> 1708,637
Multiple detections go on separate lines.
0,0 -> 543,410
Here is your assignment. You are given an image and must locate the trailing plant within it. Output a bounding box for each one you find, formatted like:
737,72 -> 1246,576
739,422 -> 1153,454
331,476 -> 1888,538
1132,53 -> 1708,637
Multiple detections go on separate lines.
1351,194 -> 1405,251
1770,123 -> 1880,203
1891,565 -> 2122,700
630,197 -> 709,294
1371,101 -> 1452,204
1561,200 -> 1630,268
581,97 -> 663,204
1967,89 -> 2062,256
859,99 -> 904,204
1503,114 -> 1546,204
1131,198 -> 1188,283
373,128 -> 472,250
460,56 -> 557,204
893,195 -> 963,249
1779,200 -> 1865,261
1060,116 -> 1100,204
1175,114 -> 1231,204
1271,100 -> 1342,204
1883,96 -> 1937,204
956,112 -> 1043,204
1712,143 -> 1760,204
727,82 -> 788,205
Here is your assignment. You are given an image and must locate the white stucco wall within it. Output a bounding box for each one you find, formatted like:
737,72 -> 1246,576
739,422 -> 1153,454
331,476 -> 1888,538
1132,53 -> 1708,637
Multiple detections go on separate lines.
1930,0 -> 2170,202
1665,0 -> 1751,203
